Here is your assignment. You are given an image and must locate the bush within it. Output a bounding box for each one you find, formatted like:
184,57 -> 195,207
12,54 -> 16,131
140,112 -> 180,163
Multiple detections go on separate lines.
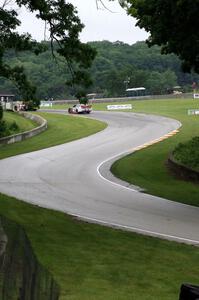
0,108 -> 19,138
173,137 -> 199,171
0,120 -> 9,138
0,104 -> 6,138
23,101 -> 37,111
0,104 -> 3,121
9,121 -> 19,132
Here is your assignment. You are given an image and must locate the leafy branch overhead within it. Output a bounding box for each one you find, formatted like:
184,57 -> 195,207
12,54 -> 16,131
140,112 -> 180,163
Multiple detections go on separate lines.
120,0 -> 199,73
0,0 -> 96,101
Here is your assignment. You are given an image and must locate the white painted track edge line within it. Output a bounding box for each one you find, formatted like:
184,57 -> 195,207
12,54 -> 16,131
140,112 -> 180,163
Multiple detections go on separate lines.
95,124 -> 199,245
97,126 -> 182,193
97,150 -> 139,192
71,213 -> 199,246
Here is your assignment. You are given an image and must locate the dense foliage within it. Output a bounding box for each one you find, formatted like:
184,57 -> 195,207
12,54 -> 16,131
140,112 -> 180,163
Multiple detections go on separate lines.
1,0 -> 199,101
173,137 -> 199,171
0,103 -> 4,136
0,0 -> 96,103
0,103 -> 3,120
123,0 -> 199,73
0,117 -> 19,138
1,41 -> 198,99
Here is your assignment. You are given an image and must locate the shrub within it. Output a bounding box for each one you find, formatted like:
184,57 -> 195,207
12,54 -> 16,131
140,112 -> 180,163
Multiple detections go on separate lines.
0,107 -> 19,137
0,120 -> 9,138
0,103 -> 3,121
173,137 -> 199,171
23,101 -> 38,111
9,121 -> 19,132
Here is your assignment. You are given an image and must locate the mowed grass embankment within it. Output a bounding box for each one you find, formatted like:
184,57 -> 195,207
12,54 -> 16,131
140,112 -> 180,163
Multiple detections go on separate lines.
3,110 -> 37,133
0,105 -> 199,299
91,98 -> 199,206
0,192 -> 199,300
0,112 -> 107,159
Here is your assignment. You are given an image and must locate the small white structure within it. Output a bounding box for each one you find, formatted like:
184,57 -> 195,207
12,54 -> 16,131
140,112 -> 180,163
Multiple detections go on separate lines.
0,93 -> 15,110
87,93 -> 96,100
40,101 -> 53,108
126,87 -> 146,97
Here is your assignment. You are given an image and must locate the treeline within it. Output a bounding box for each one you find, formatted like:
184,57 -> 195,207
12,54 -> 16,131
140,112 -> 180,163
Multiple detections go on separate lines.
1,41 -> 198,100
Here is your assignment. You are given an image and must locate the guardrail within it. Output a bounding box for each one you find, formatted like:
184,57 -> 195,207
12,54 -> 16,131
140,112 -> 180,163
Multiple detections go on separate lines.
51,93 -> 193,105
0,112 -> 47,145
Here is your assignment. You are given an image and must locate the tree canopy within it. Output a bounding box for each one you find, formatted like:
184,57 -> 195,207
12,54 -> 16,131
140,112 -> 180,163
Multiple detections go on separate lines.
0,0 -> 96,103
1,0 -> 199,102
2,40 -> 198,99
122,0 -> 199,73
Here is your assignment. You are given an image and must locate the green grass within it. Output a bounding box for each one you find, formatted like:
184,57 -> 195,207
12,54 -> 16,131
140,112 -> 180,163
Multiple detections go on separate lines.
4,111 -> 37,131
3,111 -> 37,134
0,112 -> 107,159
42,99 -> 199,205
0,192 -> 199,300
1,102 -> 199,299
96,98 -> 199,206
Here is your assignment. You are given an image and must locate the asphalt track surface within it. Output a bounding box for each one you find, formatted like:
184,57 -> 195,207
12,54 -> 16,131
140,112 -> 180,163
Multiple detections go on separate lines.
0,111 -> 199,245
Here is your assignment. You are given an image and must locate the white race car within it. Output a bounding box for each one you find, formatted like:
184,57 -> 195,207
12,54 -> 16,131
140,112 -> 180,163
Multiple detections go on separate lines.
68,104 -> 92,114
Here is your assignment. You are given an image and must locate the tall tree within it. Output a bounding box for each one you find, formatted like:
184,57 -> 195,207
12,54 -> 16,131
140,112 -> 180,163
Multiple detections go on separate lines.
0,0 -> 96,103
121,0 -> 199,73
0,102 -> 3,121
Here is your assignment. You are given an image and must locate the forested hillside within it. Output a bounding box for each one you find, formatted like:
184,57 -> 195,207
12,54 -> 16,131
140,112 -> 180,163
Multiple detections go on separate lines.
1,41 -> 198,100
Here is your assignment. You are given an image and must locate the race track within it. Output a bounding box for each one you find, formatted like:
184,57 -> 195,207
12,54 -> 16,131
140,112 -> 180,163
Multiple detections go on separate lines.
0,111 -> 199,245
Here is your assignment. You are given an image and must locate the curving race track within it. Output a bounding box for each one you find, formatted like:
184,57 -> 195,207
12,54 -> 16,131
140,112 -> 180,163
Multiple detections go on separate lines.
0,111 -> 199,245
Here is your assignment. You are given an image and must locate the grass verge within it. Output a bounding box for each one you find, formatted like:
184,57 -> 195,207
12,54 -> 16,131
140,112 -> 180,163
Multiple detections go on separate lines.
4,111 -> 37,131
91,98 -> 199,206
1,111 -> 37,136
0,192 -> 199,300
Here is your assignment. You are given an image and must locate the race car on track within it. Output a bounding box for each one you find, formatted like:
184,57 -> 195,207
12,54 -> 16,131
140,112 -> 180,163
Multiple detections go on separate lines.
68,104 -> 92,114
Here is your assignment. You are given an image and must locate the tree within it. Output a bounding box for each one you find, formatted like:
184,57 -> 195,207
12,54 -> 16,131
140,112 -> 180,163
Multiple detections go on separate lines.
145,69 -> 177,94
0,102 -> 6,138
122,0 -> 199,73
0,0 -> 96,103
0,102 -> 3,121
